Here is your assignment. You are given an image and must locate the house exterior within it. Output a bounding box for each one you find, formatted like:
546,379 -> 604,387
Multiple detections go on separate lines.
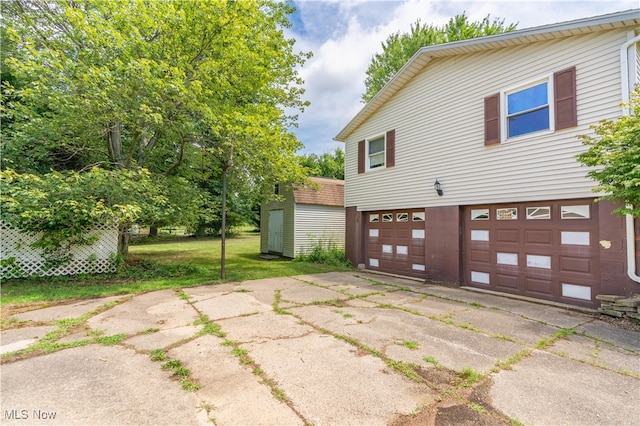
335,10 -> 640,309
260,177 -> 345,258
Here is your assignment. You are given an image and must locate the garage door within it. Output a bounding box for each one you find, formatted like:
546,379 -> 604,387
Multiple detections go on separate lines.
464,199 -> 600,307
365,209 -> 426,278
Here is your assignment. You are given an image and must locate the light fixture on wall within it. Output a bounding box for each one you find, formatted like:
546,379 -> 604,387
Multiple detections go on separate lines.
434,179 -> 443,196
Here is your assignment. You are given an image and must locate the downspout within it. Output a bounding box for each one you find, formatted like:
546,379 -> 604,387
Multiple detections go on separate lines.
620,33 -> 640,283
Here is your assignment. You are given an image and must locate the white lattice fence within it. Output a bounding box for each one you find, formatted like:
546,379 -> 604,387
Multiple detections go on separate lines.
1,221 -> 118,279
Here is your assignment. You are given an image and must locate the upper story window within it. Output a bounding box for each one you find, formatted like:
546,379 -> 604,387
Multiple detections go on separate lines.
484,67 -> 576,146
367,135 -> 385,170
357,129 -> 395,174
506,80 -> 550,138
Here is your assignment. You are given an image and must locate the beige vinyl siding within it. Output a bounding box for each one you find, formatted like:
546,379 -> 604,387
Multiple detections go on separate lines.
260,189 -> 296,258
345,28 -> 633,211
293,204 -> 345,256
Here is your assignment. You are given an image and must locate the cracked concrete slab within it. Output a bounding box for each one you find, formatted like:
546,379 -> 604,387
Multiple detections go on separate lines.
1,345 -> 209,425
169,335 -> 303,426
491,350 -> 640,426
3,272 -> 639,426
1,326 -> 57,354
87,290 -> 197,335
450,307 -> 561,345
576,319 -> 640,352
125,325 -> 202,351
192,292 -> 272,321
11,296 -> 125,322
291,305 -> 522,373
243,333 -> 435,425
549,334 -> 640,375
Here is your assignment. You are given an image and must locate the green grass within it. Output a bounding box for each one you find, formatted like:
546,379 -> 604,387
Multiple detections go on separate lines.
1,232 -> 350,306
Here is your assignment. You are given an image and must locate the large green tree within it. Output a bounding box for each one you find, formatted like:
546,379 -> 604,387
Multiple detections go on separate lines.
298,148 -> 344,180
2,0 -> 311,251
362,13 -> 517,103
577,89 -> 640,217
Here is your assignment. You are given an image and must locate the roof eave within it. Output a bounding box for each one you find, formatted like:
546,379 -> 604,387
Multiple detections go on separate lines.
333,9 -> 640,142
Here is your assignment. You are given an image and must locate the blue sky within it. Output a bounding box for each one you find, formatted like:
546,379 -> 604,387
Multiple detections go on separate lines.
284,0 -> 638,154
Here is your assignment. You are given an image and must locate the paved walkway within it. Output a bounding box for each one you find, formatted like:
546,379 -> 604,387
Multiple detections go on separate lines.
1,272 -> 639,425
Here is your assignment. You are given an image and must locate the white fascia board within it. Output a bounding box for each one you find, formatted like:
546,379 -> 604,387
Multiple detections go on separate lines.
334,9 -> 640,142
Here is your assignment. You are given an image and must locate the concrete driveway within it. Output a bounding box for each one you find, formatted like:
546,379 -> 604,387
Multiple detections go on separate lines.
1,272 -> 639,425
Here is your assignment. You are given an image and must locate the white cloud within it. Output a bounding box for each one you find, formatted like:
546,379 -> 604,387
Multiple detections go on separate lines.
289,1 -> 638,154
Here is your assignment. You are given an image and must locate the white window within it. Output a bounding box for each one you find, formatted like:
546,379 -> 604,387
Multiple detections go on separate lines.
471,230 -> 489,241
412,229 -> 425,239
412,212 -> 425,221
504,77 -> 553,139
471,209 -> 489,220
396,213 -> 408,222
367,135 -> 385,170
526,207 -> 551,220
369,214 -> 379,222
561,205 -> 590,219
382,213 -> 393,222
497,208 -> 517,220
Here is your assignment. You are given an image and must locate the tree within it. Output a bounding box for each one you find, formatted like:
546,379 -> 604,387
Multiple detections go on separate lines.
298,148 -> 345,180
362,13 -> 517,103
576,89 -> 640,217
0,168 -> 168,262
2,0 -> 312,253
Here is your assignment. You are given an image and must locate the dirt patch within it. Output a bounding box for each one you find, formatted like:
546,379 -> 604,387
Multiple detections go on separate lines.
391,371 -> 513,426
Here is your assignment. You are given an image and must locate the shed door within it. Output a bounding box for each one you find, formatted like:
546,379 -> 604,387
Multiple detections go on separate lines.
268,210 -> 284,253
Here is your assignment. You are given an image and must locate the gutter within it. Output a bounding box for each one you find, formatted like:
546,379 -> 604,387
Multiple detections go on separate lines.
620,33 -> 640,283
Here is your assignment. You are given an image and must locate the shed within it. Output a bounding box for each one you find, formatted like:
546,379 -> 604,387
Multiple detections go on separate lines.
260,177 -> 345,258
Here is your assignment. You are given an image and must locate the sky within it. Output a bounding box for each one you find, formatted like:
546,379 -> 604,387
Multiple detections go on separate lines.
284,0 -> 639,154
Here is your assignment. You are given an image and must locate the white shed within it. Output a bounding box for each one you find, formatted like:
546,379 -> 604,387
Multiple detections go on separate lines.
260,177 -> 345,258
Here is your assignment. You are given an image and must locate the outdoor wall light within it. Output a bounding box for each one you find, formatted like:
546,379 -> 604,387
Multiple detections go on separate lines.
434,179 -> 443,196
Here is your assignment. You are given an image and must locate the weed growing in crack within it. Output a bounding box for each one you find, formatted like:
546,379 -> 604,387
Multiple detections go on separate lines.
470,302 -> 486,308
273,290 -> 291,315
161,358 -> 201,391
176,290 -> 191,300
97,333 -> 128,346
194,314 -> 225,338
386,360 -> 422,382
492,349 -> 532,372
400,340 -> 419,351
150,349 -> 167,361
459,367 -> 484,387
468,402 -> 488,414
141,327 -> 160,334
423,356 -> 439,367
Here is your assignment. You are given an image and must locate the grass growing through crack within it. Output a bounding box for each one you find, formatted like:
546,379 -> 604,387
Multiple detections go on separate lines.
423,356 -> 439,367
160,358 -> 201,391
459,367 -> 484,387
273,290 -> 291,315
150,349 -> 167,361
400,340 -> 420,351
493,349 -> 532,372
194,313 -> 225,338
536,328 -> 577,350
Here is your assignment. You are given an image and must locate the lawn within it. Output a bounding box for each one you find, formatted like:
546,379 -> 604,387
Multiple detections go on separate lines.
0,231 -> 351,306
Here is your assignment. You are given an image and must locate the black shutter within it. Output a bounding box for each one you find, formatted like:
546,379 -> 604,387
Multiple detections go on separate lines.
357,140 -> 365,174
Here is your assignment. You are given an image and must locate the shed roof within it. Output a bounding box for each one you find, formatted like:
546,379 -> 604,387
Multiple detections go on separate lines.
293,177 -> 344,207
334,9 -> 640,142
